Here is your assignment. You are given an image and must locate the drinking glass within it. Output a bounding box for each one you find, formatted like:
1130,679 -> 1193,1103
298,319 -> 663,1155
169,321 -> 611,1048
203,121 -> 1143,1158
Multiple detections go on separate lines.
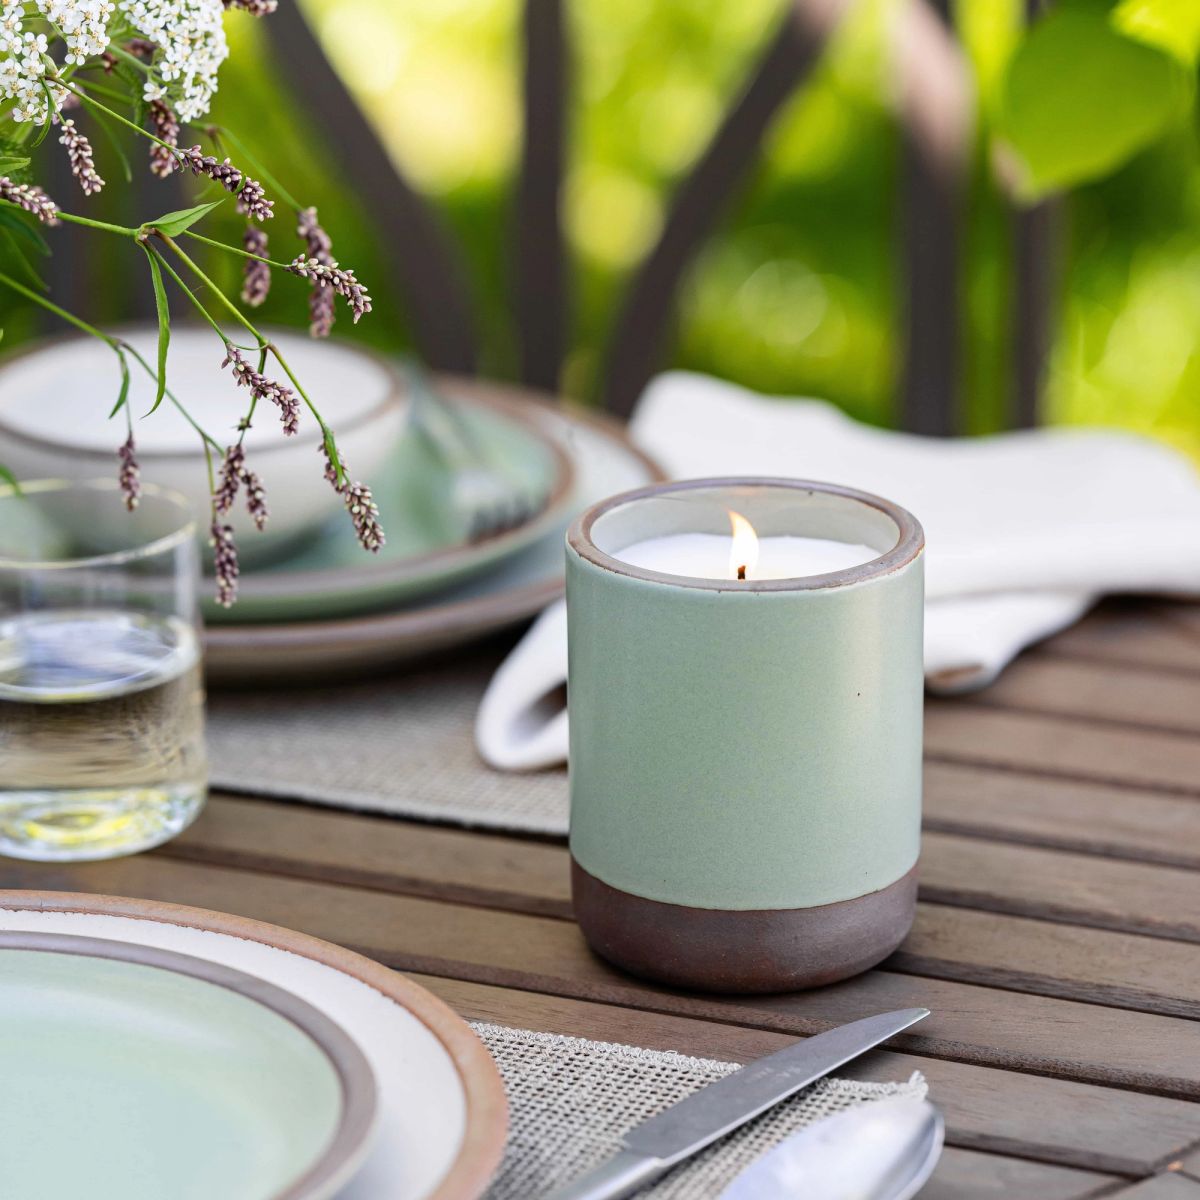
0,478 -> 206,860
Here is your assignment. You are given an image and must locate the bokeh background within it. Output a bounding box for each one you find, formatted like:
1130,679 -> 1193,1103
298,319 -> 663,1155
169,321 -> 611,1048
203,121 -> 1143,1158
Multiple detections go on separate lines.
5,0 -> 1200,455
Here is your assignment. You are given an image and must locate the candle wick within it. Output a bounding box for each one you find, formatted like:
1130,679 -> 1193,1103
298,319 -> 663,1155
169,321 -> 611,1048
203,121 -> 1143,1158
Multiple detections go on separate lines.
737,564 -> 747,581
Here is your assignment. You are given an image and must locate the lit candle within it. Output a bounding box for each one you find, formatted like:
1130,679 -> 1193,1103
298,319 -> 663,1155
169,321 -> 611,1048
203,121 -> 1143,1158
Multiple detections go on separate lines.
616,510 -> 877,582
566,477 -> 926,994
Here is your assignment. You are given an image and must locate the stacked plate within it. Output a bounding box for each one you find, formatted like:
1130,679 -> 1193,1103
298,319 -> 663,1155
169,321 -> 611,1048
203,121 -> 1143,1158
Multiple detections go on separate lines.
0,327 -> 662,683
0,891 -> 507,1200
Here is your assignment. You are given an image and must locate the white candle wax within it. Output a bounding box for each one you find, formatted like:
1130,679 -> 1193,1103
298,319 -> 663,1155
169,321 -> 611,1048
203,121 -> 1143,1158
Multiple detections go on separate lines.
616,533 -> 877,581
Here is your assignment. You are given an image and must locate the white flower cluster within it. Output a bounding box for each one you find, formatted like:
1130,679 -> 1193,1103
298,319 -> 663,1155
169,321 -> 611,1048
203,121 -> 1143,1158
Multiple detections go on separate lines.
44,0 -> 114,64
119,0 -> 229,122
0,0 -> 115,122
0,4 -> 53,123
0,0 -> 228,126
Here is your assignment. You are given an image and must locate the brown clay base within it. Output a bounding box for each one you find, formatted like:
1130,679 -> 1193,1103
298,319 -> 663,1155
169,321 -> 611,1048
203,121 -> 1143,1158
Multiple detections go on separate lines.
571,858 -> 918,994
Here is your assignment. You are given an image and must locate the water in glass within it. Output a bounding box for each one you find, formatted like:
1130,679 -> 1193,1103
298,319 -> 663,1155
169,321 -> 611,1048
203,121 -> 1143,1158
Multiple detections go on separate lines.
0,607 -> 206,860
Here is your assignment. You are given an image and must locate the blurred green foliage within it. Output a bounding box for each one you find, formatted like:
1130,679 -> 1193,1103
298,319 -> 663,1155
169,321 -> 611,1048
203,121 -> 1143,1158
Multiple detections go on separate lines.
3,0 -> 1200,460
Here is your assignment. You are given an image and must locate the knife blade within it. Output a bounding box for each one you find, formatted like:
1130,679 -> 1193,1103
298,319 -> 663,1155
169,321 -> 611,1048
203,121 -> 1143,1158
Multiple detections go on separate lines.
545,1008 -> 929,1200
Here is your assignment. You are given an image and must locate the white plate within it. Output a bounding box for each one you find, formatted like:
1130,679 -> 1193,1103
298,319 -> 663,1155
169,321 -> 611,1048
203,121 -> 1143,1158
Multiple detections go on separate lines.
0,932 -> 379,1200
204,384 -> 662,683
0,893 -> 507,1200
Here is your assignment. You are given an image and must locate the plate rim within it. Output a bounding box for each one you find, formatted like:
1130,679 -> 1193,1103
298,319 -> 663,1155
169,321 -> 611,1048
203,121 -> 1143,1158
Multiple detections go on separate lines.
0,889 -> 509,1200
205,380 -> 664,651
0,324 -> 406,463
231,377 -> 577,605
0,928 -> 379,1200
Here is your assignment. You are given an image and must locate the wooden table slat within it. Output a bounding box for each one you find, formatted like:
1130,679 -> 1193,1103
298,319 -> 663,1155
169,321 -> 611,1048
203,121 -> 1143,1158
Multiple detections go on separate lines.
1040,607 -> 1200,675
924,762 -> 1200,870
169,799 -> 1200,1021
969,655 -> 1200,735
420,974 -> 1200,1177
8,852 -> 1200,1102
918,832 -> 1200,944
925,705 -> 1200,795
1109,1174 -> 1200,1198
10,599 -> 1200,1196
918,1148 -> 1118,1199
178,797 -> 1200,949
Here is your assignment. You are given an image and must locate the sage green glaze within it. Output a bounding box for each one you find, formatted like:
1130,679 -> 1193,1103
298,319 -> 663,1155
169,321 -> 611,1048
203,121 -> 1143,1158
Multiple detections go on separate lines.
0,948 -> 347,1200
567,480 -> 924,912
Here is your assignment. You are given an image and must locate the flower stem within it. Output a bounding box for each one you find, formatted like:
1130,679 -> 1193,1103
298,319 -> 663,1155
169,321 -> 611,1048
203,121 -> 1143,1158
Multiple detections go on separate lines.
147,243 -> 228,342
105,43 -> 153,77
156,232 -> 262,342
181,228 -> 288,268
65,75 -> 134,104
0,267 -> 222,452
118,342 -> 223,452
206,125 -> 301,212
55,77 -> 179,157
0,267 -> 117,344
57,210 -> 139,237
156,232 -> 332,437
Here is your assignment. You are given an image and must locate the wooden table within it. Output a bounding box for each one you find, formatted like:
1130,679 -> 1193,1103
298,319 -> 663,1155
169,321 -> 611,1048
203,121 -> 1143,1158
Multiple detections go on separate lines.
6,598 -> 1200,1198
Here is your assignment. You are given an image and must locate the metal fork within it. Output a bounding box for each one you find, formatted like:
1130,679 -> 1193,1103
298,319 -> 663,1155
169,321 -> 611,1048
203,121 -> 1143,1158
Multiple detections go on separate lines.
406,366 -> 544,542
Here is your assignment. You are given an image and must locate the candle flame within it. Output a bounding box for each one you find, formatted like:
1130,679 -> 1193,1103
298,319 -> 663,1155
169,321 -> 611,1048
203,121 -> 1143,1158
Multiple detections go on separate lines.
728,510 -> 759,580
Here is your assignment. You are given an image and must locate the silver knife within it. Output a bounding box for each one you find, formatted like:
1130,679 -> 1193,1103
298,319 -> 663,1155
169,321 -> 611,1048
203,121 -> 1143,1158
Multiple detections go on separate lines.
545,1009 -> 929,1200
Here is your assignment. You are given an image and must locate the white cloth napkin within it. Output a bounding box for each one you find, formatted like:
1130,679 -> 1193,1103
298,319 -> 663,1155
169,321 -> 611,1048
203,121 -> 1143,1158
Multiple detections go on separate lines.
477,372 -> 1200,771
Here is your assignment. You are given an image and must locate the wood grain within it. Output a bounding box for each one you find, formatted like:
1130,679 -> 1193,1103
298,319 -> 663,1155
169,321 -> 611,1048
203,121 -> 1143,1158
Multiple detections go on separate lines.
923,762 -> 1200,869
967,656 -> 1200,735
170,793 -> 570,916
179,795 -> 1200,939
1110,1174 -> 1200,1198
167,799 -> 1200,1021
919,832 -> 1200,943
918,1148 -> 1117,1199
422,975 -> 1200,1177
896,904 -> 1200,1020
17,598 -> 1200,1194
925,704 -> 1200,794
7,853 -> 1200,1101
1040,605 -> 1200,675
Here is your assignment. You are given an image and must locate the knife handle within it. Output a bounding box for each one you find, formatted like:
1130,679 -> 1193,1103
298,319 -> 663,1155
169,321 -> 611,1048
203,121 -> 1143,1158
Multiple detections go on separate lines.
544,1149 -> 664,1200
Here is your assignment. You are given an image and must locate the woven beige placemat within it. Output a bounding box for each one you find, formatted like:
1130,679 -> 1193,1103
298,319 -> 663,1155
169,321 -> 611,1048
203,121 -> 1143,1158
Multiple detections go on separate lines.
206,655 -> 568,835
469,1022 -> 926,1199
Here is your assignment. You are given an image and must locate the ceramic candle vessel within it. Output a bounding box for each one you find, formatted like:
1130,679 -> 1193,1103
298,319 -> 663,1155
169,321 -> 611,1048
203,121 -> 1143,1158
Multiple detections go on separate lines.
566,477 -> 925,993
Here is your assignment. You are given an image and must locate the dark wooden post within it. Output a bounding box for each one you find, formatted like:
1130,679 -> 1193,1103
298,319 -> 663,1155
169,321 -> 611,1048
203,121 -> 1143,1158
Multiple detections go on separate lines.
896,0 -> 970,437
515,0 -> 569,394
599,0 -> 849,419
1010,197 -> 1060,428
262,2 -> 480,374
1009,0 -> 1059,429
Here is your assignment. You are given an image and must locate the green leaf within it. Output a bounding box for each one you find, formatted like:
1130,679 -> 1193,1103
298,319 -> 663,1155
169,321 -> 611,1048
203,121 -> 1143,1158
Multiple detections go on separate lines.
86,107 -> 133,184
998,8 -> 1191,198
322,428 -> 345,487
0,138 -> 33,182
0,229 -> 47,292
0,154 -> 30,180
113,59 -> 146,96
108,350 -> 131,418
0,462 -> 21,493
1113,0 -> 1200,65
29,89 -> 56,148
144,199 -> 225,238
0,206 -> 50,256
143,247 -> 170,414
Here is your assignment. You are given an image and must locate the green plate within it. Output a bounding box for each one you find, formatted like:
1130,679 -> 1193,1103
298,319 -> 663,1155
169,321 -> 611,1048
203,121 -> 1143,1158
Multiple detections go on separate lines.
209,386 -> 574,623
0,932 -> 378,1200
